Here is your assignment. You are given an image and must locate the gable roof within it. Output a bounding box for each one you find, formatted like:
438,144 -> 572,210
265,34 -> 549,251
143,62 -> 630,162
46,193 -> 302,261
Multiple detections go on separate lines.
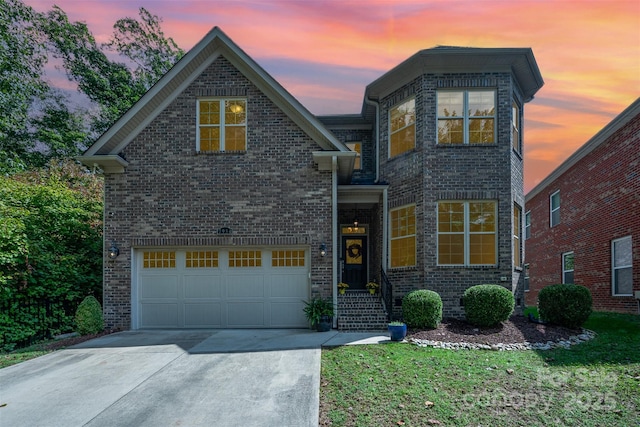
80,27 -> 353,176
526,97 -> 640,201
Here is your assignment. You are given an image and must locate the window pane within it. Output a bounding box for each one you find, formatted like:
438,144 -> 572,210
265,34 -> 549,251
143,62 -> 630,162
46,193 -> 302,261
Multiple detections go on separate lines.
563,253 -> 574,271
469,202 -> 495,232
614,268 -> 633,295
391,236 -> 416,267
614,237 -> 632,267
437,92 -> 463,117
468,91 -> 495,117
438,234 -> 464,264
200,127 -> 220,151
199,100 -> 220,125
563,271 -> 574,284
225,127 -> 246,151
390,99 -> 415,132
437,119 -> 464,144
438,202 -> 465,232
390,124 -> 415,157
225,100 -> 246,125
469,234 -> 496,264
468,118 -> 494,143
551,192 -> 560,210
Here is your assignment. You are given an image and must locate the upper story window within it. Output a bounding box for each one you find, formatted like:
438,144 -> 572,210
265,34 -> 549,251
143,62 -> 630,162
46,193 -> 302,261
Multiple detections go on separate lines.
390,204 -> 416,268
346,142 -> 361,170
389,98 -> 415,158
550,191 -> 560,227
512,100 -> 521,153
612,236 -> 633,296
437,90 -> 495,145
562,252 -> 574,284
524,211 -> 531,239
197,99 -> 246,152
438,201 -> 497,266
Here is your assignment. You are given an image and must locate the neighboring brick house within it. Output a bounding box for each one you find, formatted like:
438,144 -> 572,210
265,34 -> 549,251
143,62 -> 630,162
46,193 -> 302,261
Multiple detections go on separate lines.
81,27 -> 543,330
524,98 -> 639,314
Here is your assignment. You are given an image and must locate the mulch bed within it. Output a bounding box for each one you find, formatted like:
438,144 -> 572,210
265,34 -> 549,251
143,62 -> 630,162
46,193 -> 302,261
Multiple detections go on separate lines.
39,329 -> 119,351
407,315 -> 582,345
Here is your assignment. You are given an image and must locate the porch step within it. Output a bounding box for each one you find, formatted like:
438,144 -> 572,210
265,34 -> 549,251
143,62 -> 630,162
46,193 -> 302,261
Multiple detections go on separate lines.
337,292 -> 389,332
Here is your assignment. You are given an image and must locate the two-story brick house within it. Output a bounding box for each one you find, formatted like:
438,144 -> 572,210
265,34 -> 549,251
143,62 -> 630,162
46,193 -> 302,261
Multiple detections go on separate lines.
81,27 -> 543,330
524,99 -> 639,314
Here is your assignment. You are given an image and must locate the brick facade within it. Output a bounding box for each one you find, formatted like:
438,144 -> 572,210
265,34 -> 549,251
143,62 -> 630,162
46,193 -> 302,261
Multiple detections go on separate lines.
82,28 -> 544,328
525,100 -> 640,314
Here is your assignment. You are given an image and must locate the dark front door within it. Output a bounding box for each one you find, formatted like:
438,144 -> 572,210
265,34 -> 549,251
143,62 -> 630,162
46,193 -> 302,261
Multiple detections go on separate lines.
342,236 -> 367,290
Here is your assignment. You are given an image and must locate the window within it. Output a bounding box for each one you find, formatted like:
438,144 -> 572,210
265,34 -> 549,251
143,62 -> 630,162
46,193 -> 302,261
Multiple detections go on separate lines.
389,98 -> 415,157
612,236 -> 633,295
512,101 -> 521,153
390,204 -> 416,267
438,201 -> 497,265
550,191 -> 560,227
143,251 -> 176,268
197,99 -> 246,151
514,205 -> 522,268
229,250 -> 261,267
525,211 -> 531,239
272,250 -> 305,267
524,264 -> 530,291
562,252 -> 574,284
437,90 -> 495,144
346,142 -> 362,170
186,251 -> 218,268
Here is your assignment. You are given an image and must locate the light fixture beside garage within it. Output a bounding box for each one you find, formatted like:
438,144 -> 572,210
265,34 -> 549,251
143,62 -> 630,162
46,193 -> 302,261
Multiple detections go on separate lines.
319,243 -> 327,257
108,241 -> 120,259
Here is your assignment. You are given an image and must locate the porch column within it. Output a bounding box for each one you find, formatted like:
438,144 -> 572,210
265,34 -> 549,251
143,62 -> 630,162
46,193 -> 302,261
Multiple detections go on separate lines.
332,156 -> 338,328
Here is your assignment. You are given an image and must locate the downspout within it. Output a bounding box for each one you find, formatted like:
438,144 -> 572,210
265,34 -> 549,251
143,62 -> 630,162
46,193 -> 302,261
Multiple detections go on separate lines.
331,155 -> 338,328
382,187 -> 388,274
365,97 -> 380,182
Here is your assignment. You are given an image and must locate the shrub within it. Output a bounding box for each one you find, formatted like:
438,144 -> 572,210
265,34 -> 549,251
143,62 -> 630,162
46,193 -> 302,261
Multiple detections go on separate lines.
402,290 -> 443,329
463,284 -> 514,327
74,296 -> 104,335
538,284 -> 592,328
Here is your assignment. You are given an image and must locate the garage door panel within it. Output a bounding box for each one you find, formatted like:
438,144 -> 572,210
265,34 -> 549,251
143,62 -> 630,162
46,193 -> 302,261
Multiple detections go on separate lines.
227,302 -> 265,327
140,303 -> 178,328
183,274 -> 222,298
184,302 -> 222,327
270,302 -> 307,327
227,274 -> 265,298
140,275 -> 179,299
270,273 -> 308,298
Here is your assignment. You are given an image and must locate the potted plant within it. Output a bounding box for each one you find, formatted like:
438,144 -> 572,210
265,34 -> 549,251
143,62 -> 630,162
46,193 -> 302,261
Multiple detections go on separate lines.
338,282 -> 349,294
388,321 -> 407,341
303,297 -> 334,331
366,281 -> 380,295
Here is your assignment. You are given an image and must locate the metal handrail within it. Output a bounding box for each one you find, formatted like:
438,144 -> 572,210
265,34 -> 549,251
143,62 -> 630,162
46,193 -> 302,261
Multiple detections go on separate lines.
380,267 -> 393,321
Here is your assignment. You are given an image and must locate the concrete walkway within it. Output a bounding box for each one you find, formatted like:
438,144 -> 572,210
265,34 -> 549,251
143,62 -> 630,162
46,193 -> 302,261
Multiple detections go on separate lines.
0,329 -> 389,426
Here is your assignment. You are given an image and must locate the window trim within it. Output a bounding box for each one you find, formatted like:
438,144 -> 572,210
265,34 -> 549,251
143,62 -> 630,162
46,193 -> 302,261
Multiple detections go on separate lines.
437,200 -> 498,266
388,97 -> 416,158
612,236 -> 633,296
550,191 -> 560,227
524,211 -> 531,240
389,204 -> 417,268
514,204 -> 522,268
437,90 -> 496,145
511,100 -> 521,154
562,251 -> 574,284
196,98 -> 247,152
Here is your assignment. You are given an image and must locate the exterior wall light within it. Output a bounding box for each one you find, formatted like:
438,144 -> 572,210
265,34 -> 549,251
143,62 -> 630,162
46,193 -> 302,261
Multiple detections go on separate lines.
108,241 -> 120,259
319,243 -> 327,257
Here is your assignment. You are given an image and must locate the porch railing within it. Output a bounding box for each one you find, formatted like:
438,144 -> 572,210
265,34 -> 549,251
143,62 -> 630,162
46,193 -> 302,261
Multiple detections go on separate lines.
380,267 -> 393,322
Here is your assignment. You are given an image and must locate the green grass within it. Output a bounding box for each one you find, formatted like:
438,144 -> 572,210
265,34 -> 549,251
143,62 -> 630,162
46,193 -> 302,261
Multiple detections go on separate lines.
320,312 -> 640,426
0,346 -> 51,369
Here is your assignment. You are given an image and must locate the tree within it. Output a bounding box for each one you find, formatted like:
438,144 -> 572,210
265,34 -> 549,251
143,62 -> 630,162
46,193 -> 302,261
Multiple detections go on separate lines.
0,0 -> 49,172
42,6 -> 184,134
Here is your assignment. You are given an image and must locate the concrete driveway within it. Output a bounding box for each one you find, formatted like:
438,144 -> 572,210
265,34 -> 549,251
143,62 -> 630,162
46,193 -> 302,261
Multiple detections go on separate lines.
0,329 -> 388,426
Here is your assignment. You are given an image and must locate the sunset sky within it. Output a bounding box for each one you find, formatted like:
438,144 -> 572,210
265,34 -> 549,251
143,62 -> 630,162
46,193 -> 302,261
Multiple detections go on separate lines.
25,0 -> 640,192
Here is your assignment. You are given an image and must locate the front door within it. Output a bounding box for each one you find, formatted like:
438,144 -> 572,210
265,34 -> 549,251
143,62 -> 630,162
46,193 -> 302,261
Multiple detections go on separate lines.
342,236 -> 367,290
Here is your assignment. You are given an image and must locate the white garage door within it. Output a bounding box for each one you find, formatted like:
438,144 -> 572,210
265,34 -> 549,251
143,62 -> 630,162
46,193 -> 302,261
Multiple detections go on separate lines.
135,248 -> 309,328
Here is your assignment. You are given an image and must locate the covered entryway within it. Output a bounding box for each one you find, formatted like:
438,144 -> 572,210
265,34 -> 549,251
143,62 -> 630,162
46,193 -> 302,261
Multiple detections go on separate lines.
133,248 -> 309,329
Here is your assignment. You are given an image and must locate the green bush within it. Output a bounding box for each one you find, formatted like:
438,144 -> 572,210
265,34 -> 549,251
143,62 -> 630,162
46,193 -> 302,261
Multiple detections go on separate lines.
402,290 -> 443,329
463,284 -> 514,327
538,284 -> 592,328
74,296 -> 104,335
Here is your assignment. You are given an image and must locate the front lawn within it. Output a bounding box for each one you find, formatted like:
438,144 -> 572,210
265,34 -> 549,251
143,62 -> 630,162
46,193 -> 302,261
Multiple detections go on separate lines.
320,312 -> 640,426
